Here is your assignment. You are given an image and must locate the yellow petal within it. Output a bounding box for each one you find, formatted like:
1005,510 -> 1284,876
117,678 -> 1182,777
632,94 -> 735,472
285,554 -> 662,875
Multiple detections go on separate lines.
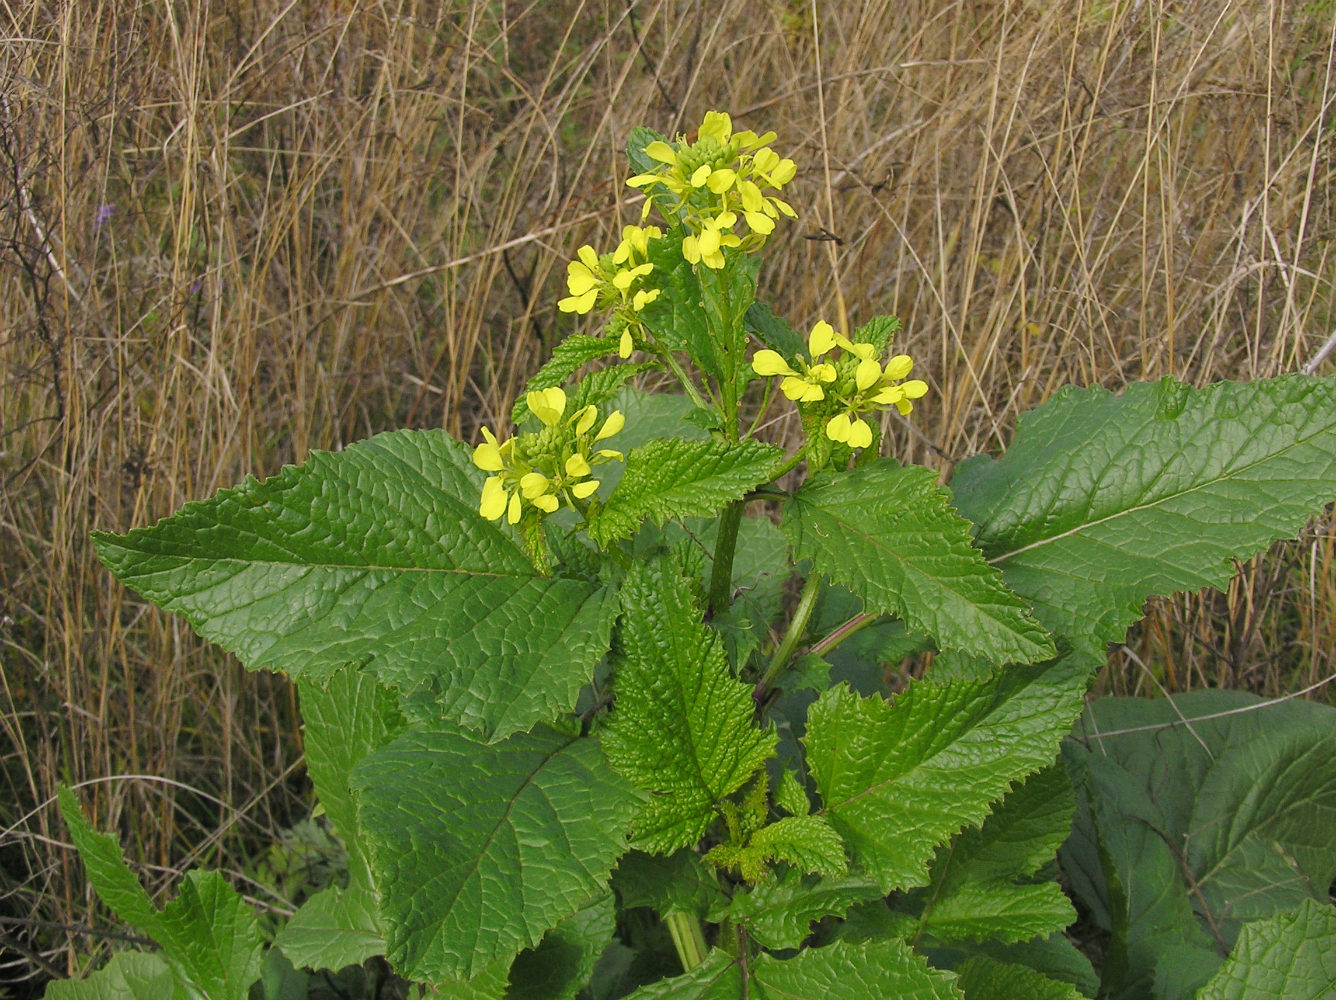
557,289 -> 597,314
507,491 -> 523,524
883,354 -> 913,380
744,210 -> 775,235
871,385 -> 905,406
577,245 -> 600,270
902,379 -> 929,399
619,328 -> 633,357
856,358 -> 883,391
896,398 -> 915,416
690,164 -> 711,188
699,110 -> 732,142
682,235 -> 701,264
808,321 -> 837,357
574,404 -> 597,436
520,472 -> 550,499
825,411 -> 851,442
738,180 -> 763,213
532,493 -> 560,513
596,448 -> 623,461
706,168 -> 737,193
809,362 -> 838,383
473,440 -> 505,472
848,341 -> 877,361
565,260 -> 598,295
645,141 -> 677,164
528,387 -> 566,426
570,479 -> 599,499
565,453 -> 592,477
595,410 -> 625,441
770,158 -> 797,185
479,477 -> 507,520
751,349 -> 796,377
847,417 -> 874,449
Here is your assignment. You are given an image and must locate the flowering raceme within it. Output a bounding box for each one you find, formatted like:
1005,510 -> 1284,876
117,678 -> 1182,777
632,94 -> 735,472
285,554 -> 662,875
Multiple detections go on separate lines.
751,321 -> 928,451
627,110 -> 797,269
557,226 -> 662,357
472,388 -> 624,524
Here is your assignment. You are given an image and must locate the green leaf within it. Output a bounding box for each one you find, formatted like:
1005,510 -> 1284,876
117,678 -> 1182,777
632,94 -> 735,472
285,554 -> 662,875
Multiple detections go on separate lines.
603,558 -> 777,852
508,892 -> 616,1000
805,654 -> 1090,892
154,869 -> 266,1000
43,952 -> 187,1000
298,666 -> 405,892
627,126 -> 670,176
749,815 -> 848,876
954,956 -> 1086,1000
590,438 -> 783,545
58,786 -> 162,938
1194,899 -> 1336,1000
273,884 -> 383,971
783,461 -> 1055,666
722,871 -> 883,949
351,724 -> 641,983
1062,690 -> 1336,996
612,849 -> 728,920
621,950 -> 741,1000
640,235 -> 711,361
92,429 -> 618,742
902,765 -> 1076,944
952,375 -> 1336,654
749,939 -> 962,999
58,787 -> 265,997
745,300 -> 805,362
509,335 -> 622,423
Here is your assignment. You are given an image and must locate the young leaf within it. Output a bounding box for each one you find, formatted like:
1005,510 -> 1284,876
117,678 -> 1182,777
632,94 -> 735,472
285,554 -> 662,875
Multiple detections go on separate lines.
1194,899 -> 1336,1000
721,871 -> 883,949
273,884 -> 383,972
748,815 -> 848,877
953,956 -> 1086,1000
782,461 -> 1055,667
603,558 -> 777,852
92,429 -> 618,742
951,374 -> 1336,654
589,438 -> 783,545
43,951 -> 187,1000
57,786 -> 163,938
748,938 -> 962,999
745,299 -> 805,362
153,870 -> 267,1000
804,653 -> 1090,893
351,724 -> 642,983
900,765 -> 1076,945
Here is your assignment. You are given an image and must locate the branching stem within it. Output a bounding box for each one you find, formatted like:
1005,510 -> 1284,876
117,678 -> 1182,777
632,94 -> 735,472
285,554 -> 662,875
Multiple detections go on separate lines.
755,572 -> 823,704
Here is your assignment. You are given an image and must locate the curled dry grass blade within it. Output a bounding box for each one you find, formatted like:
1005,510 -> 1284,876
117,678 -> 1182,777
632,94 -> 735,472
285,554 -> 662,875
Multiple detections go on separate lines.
1,0 -> 1332,984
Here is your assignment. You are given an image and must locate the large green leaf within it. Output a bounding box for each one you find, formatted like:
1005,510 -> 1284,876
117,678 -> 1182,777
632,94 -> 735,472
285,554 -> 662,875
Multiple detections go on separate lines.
1194,899 -> 1336,1000
351,723 -> 641,984
589,438 -> 783,546
899,765 -> 1076,945
782,461 -> 1054,667
602,558 -> 777,852
273,884 -> 383,972
1062,690 -> 1336,998
93,429 -> 618,742
954,956 -> 1086,1000
720,871 -> 883,949
508,892 -> 616,1000
805,653 -> 1090,892
951,375 -> 1336,654
749,939 -> 962,999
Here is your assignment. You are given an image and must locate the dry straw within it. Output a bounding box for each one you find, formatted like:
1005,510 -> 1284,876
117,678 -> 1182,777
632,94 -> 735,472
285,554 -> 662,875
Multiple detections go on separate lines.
1,0 -> 1332,983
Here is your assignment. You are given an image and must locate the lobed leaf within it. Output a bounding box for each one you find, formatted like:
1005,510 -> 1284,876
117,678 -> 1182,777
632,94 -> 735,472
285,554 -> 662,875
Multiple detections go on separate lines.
590,438 -> 783,545
953,956 -> 1086,1000
1194,899 -> 1336,1000
43,952 -> 187,1000
93,429 -> 618,742
782,460 -> 1055,667
805,653 -> 1090,893
952,374 -> 1336,654
273,885 -> 383,972
721,871 -> 883,949
351,724 -> 641,983
603,558 -> 777,852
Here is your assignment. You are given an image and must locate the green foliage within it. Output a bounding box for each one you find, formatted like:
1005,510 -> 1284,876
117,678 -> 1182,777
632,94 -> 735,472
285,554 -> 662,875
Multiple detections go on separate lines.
59,114 -> 1336,999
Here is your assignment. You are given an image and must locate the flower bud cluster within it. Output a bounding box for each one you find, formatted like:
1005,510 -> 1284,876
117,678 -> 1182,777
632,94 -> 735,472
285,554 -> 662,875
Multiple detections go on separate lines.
627,110 -> 797,269
472,388 -> 624,524
752,321 -> 928,450
557,225 -> 664,358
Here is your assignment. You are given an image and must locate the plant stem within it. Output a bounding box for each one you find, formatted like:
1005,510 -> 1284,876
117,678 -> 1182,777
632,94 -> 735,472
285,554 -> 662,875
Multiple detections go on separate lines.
755,572 -> 823,703
809,611 -> 876,658
665,910 -> 709,972
659,347 -> 713,414
708,499 -> 745,618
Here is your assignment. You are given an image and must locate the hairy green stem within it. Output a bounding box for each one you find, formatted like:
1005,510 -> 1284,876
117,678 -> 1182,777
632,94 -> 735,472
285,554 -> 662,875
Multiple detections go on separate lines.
809,611 -> 876,658
659,347 -> 713,414
708,499 -> 745,618
755,572 -> 823,702
665,910 -> 709,972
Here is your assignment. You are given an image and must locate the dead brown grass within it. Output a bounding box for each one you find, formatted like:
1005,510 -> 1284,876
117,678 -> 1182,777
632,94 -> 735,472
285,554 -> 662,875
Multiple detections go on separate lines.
1,0 -> 1333,985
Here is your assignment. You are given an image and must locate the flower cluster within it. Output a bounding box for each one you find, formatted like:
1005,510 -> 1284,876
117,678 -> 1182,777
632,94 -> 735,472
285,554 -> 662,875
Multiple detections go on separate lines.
557,225 -> 663,358
752,321 -> 928,450
627,111 -> 797,269
473,388 -> 624,524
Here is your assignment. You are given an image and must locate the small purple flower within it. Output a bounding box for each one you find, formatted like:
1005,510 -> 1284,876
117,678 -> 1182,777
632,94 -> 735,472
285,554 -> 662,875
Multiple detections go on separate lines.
94,203 -> 114,229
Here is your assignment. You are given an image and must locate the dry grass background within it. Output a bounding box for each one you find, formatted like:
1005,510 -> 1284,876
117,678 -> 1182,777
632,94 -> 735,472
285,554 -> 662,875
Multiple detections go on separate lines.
1,0 -> 1333,988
